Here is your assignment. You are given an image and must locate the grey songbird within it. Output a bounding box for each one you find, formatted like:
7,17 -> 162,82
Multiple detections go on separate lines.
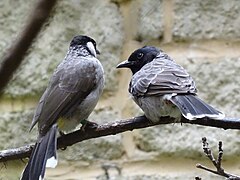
21,35 -> 104,180
117,46 -> 224,123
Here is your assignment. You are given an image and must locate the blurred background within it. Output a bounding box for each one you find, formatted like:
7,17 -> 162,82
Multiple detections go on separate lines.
0,0 -> 240,179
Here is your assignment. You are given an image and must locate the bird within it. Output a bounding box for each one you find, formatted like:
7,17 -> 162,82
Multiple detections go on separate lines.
21,35 -> 104,180
116,46 -> 224,123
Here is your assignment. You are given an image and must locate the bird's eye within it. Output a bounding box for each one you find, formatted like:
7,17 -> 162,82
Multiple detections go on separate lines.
137,53 -> 143,59
92,41 -> 96,47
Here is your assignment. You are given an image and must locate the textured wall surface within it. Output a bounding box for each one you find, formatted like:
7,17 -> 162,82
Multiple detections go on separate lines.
0,0 -> 240,179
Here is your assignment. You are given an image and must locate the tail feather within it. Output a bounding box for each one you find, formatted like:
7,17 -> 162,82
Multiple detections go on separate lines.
170,94 -> 225,120
21,124 -> 58,180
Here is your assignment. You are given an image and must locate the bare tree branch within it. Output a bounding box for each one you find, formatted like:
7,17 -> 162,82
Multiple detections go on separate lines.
0,0 -> 57,95
181,117 -> 240,130
196,137 -> 240,180
0,115 -> 240,163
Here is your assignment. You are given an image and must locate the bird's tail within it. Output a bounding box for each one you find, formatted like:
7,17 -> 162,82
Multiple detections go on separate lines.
169,94 -> 225,120
20,124 -> 58,180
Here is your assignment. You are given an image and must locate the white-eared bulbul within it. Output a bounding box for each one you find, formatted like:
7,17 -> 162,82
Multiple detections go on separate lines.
21,35 -> 104,180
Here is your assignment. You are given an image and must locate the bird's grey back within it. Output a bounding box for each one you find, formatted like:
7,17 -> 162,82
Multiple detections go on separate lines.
31,47 -> 104,135
129,54 -> 197,97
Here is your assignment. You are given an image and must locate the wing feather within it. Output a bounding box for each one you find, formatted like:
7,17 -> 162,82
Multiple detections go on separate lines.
130,57 -> 197,96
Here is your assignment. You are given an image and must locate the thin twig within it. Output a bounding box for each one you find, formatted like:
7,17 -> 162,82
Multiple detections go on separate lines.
217,141 -> 223,172
196,163 -> 226,177
0,0 -> 57,95
196,137 -> 240,179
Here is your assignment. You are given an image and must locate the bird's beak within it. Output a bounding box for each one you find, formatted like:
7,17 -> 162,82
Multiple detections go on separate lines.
96,49 -> 100,55
116,60 -> 133,68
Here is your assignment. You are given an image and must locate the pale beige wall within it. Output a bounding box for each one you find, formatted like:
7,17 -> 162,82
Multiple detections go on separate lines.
0,0 -> 240,179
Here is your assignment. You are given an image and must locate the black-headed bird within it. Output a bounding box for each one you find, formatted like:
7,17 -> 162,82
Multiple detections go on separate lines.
117,46 -> 224,123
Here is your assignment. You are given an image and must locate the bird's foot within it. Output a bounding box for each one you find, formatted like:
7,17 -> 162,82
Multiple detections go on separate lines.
80,120 -> 98,131
59,130 -> 66,137
59,131 -> 67,150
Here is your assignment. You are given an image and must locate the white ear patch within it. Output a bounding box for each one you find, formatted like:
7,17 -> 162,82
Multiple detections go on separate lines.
87,42 -> 97,57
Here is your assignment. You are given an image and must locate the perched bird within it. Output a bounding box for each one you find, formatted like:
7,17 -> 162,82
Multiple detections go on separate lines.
21,35 -> 104,180
117,46 -> 224,123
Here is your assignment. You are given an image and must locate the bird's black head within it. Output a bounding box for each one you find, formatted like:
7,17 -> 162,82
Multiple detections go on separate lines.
70,35 -> 100,57
116,46 -> 160,74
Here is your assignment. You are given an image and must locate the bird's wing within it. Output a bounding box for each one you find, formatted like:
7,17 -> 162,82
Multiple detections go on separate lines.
130,58 -> 197,96
30,58 -> 99,135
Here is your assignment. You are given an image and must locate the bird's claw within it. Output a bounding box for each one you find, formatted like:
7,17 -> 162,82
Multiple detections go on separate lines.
80,120 -> 98,131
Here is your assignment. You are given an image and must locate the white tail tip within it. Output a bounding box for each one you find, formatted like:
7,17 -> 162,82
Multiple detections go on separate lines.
46,156 -> 58,168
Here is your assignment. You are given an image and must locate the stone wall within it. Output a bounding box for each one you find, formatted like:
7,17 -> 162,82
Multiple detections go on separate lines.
1,0 -> 240,179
